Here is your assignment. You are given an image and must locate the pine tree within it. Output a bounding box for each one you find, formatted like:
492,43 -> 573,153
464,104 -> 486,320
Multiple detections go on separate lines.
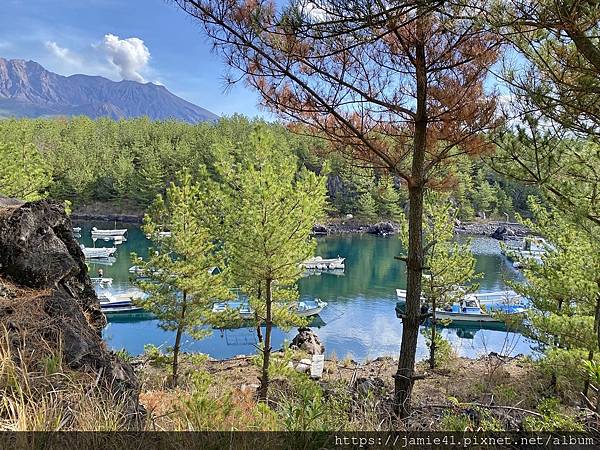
400,193 -> 480,368
376,175 -> 404,221
471,169 -> 496,219
134,150 -> 165,206
357,192 -> 378,223
511,198 -> 600,399
0,142 -> 51,201
219,129 -> 327,400
132,170 -> 230,387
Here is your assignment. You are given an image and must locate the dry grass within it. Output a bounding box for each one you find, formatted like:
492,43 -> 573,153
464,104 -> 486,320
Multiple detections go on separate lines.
0,277 -> 135,431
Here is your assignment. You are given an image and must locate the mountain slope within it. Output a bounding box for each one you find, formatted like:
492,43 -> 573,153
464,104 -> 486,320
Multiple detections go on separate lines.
0,58 -> 219,122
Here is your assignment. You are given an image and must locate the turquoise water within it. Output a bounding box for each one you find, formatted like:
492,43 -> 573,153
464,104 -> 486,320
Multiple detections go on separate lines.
76,221 -> 533,361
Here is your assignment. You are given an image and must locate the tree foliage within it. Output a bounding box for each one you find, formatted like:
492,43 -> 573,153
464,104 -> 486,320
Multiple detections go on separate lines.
0,141 -> 51,201
175,0 -> 501,415
510,198 -> 600,398
214,128 -> 327,400
132,170 -> 231,386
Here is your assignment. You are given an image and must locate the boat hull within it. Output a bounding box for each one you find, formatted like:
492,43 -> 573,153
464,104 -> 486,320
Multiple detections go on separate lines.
91,228 -> 128,237
434,311 -> 501,323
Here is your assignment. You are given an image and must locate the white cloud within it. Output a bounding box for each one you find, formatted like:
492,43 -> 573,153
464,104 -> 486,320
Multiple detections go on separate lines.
45,41 -> 81,68
99,34 -> 150,83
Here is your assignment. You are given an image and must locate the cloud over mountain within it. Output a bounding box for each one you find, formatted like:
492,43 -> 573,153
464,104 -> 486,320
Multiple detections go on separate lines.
100,34 -> 150,82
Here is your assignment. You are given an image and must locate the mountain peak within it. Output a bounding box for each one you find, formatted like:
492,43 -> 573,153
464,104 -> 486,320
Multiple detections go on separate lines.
0,57 -> 219,123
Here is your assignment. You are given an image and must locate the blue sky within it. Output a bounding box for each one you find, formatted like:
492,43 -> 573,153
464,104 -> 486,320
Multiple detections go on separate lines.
0,0 -> 263,117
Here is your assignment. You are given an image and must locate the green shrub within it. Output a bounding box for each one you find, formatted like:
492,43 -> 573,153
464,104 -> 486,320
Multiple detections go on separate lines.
523,398 -> 585,431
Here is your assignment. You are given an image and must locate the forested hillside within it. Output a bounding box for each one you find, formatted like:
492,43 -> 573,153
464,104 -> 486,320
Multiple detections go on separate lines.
0,115 -> 528,221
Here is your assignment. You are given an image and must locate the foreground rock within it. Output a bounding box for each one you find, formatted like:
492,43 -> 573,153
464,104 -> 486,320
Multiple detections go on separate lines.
289,327 -> 325,355
0,198 -> 142,424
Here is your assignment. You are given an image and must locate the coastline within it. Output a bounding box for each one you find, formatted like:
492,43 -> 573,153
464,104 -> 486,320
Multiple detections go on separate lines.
72,204 -> 531,237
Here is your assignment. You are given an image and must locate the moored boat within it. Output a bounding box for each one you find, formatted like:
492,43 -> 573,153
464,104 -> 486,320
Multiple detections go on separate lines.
91,227 -> 128,237
80,245 -> 117,259
90,277 -> 113,287
212,298 -> 328,319
97,290 -> 145,314
302,256 -> 345,271
146,231 -> 172,239
395,294 -> 527,324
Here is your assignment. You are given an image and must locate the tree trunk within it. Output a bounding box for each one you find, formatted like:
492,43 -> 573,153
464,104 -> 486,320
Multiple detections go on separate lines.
256,320 -> 263,344
583,350 -> 593,398
258,278 -> 273,401
256,285 -> 263,343
395,182 -> 425,417
394,28 -> 427,418
430,300 -> 436,370
172,292 -> 188,387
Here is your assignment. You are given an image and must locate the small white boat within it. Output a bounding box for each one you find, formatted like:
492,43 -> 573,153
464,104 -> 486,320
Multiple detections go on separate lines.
97,290 -> 145,314
91,227 -> 128,237
128,265 -> 143,274
212,301 -> 254,319
128,265 -> 166,277
73,227 -> 82,233
296,299 -> 328,316
302,256 -> 345,271
90,277 -> 113,287
80,245 -> 117,259
212,298 -> 327,319
88,257 -> 116,266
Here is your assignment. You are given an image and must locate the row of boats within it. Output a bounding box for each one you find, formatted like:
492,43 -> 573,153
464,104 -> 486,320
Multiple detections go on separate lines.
97,281 -> 526,331
95,286 -> 328,318
77,227 -> 128,259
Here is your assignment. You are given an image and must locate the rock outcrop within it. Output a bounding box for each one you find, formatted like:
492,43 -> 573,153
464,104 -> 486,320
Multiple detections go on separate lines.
0,198 -> 141,423
491,225 -> 517,241
367,221 -> 399,236
289,327 -> 325,355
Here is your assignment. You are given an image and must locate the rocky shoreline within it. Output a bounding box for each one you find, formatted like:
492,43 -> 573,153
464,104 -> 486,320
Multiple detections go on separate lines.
71,205 -> 531,239
71,211 -> 143,224
314,219 -> 531,239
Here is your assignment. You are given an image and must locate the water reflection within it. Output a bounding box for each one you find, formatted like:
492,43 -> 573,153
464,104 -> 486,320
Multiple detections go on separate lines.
75,222 -> 533,360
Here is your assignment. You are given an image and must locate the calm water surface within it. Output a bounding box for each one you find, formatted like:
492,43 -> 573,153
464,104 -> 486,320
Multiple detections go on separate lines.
76,221 -> 533,361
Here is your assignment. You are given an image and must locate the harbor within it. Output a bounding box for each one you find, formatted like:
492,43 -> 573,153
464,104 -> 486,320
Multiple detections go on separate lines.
75,221 -> 533,361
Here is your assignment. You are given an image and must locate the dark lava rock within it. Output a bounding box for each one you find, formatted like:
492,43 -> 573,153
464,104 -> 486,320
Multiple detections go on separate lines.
367,221 -> 399,236
289,327 -> 325,355
0,198 -> 142,425
491,225 -> 516,241
312,224 -> 329,235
